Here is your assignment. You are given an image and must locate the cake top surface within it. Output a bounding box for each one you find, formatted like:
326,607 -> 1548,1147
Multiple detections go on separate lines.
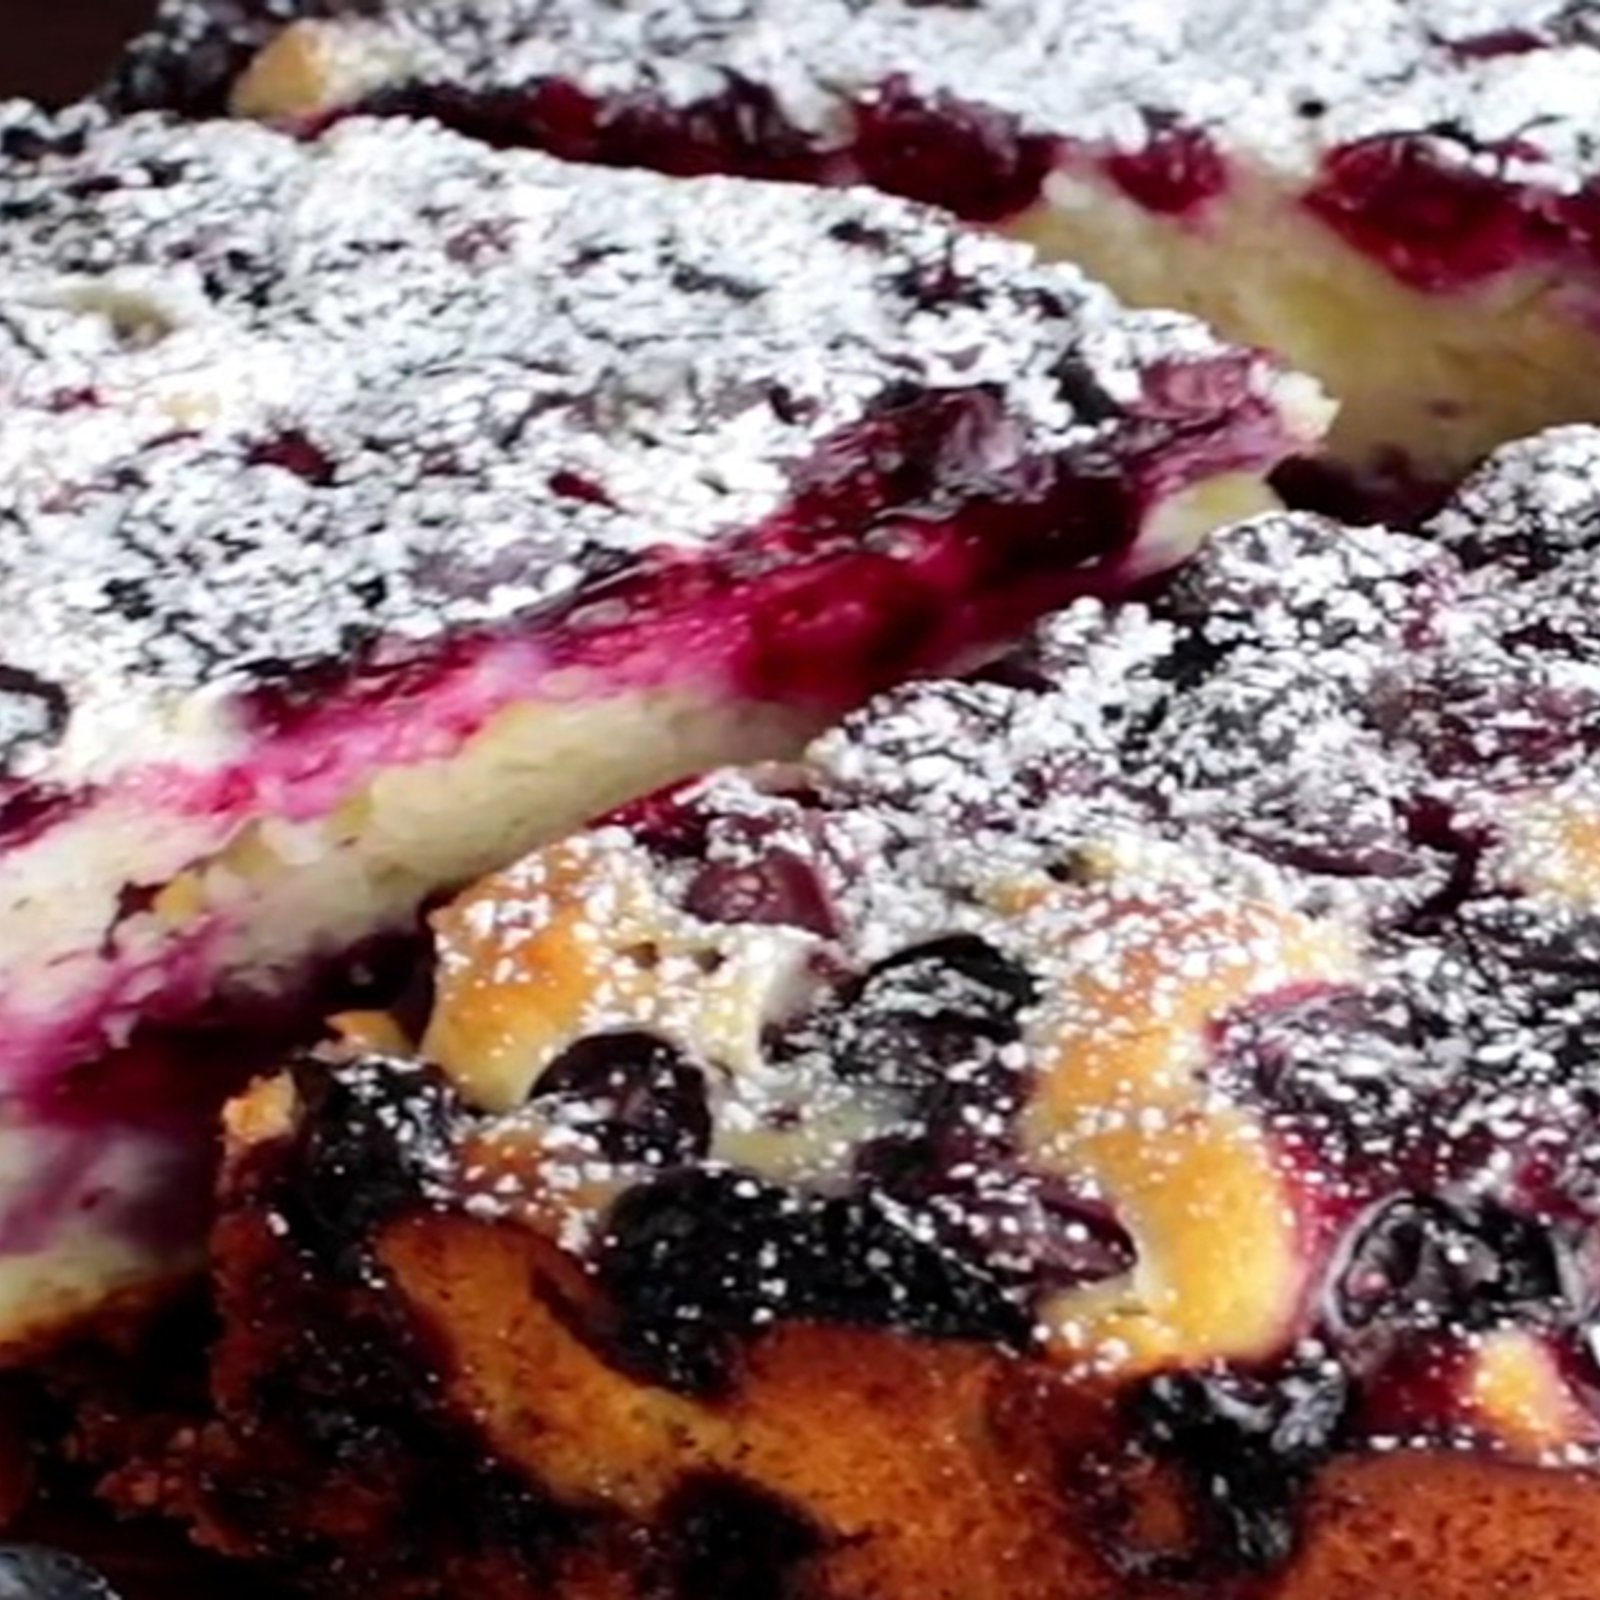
117,0 -> 1600,192
0,103 -> 1262,786
293,425 -> 1600,1457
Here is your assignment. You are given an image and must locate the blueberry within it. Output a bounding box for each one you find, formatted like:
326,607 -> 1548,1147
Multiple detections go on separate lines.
856,1137 -> 1133,1291
532,1033 -> 710,1167
858,935 -> 1035,1036
1332,1195 -> 1572,1336
0,1548 -> 118,1599
1126,1362 -> 1349,1576
825,936 -> 1036,1089
599,1168 -> 1027,1394
282,1052 -> 461,1279
683,849 -> 836,935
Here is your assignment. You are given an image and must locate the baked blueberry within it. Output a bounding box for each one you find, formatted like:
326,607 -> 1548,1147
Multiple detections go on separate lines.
532,1033 -> 712,1168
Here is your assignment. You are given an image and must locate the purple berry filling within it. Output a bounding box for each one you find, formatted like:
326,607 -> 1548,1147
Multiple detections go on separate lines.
344,73 -> 1231,229
0,362 -> 1289,854
1099,117 -> 1228,218
1306,133 -> 1600,295
322,72 -> 1600,302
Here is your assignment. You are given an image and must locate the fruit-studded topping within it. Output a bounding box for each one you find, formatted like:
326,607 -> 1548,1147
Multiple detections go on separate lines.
272,423 -> 1600,1455
0,102 -> 1305,790
1120,1360 -> 1350,1577
117,1 -> 1600,249
1331,1196 -> 1577,1338
599,1166 -> 1032,1394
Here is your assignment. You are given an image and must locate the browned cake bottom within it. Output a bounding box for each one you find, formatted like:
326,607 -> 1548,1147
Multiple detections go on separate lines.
0,1295 -> 291,1600
115,1109 -> 1600,1600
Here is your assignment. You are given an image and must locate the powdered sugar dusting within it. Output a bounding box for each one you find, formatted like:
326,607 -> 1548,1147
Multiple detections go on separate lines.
0,102 -> 1279,785
118,0 -> 1600,193
299,423 -> 1600,1449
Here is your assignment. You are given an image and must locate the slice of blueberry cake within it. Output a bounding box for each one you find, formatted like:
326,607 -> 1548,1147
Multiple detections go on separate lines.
0,102 -> 1319,1352
107,0 -> 1600,493
155,423 -> 1600,1598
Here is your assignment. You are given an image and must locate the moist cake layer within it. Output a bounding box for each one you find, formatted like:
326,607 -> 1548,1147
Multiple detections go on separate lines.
161,424 -> 1600,1597
0,102 -> 1318,1348
111,0 -> 1600,481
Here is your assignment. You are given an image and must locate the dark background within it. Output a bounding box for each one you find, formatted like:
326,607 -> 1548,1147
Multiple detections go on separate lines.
4,0 -> 158,104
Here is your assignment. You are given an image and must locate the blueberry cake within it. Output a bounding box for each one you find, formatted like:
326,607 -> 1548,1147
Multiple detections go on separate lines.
109,0 -> 1600,488
0,101 -> 1320,1353
150,424 -> 1600,1598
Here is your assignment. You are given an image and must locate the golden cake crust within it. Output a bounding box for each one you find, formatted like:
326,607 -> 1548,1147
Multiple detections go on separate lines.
160,1076 -> 1600,1600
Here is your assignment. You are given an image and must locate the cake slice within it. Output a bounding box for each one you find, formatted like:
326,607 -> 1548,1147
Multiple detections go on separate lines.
0,102 -> 1319,1351
110,0 -> 1600,493
156,424 -> 1600,1598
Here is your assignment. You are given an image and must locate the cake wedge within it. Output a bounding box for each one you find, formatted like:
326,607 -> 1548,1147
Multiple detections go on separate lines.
159,423 -> 1600,1599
